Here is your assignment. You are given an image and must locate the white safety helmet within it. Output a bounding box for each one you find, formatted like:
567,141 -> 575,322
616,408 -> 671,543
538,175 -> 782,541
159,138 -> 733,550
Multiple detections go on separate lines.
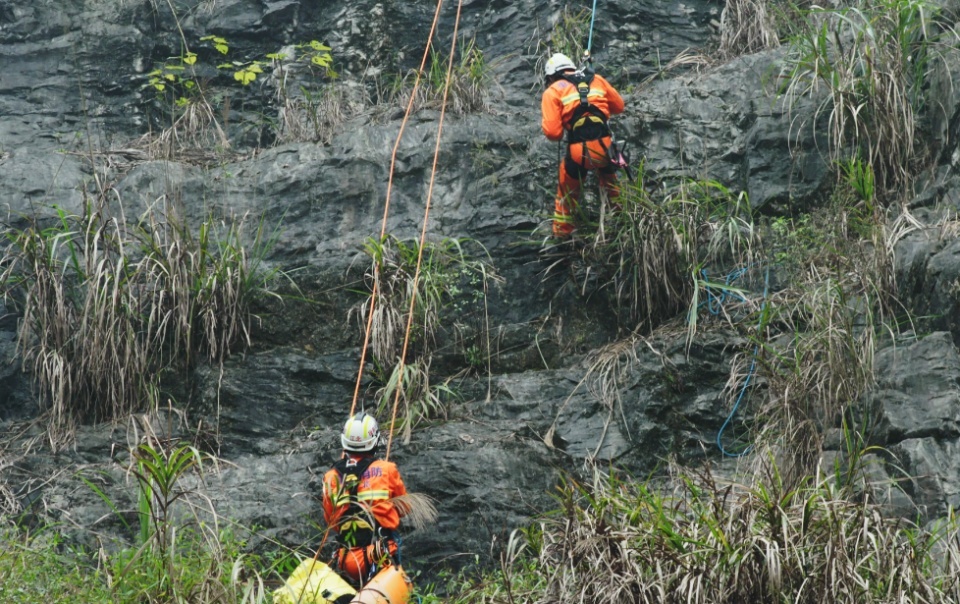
341,412 -> 381,452
544,53 -> 576,79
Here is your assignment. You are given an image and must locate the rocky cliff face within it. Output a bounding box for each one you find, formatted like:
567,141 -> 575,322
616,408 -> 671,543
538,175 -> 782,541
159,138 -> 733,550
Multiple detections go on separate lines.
4,0 -> 960,577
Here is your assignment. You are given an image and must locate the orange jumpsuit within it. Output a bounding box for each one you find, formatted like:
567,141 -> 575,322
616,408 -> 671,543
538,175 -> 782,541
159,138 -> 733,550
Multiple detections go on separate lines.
541,72 -> 625,237
322,454 -> 407,584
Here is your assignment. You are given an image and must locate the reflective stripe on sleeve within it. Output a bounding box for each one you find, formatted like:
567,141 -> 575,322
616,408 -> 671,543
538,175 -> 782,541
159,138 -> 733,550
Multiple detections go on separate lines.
356,490 -> 390,501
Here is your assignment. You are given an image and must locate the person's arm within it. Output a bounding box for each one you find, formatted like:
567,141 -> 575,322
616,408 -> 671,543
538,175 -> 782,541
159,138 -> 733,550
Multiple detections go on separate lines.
541,86 -> 565,141
598,75 -> 625,116
363,462 -> 405,530
322,471 -> 338,526
390,466 -> 408,499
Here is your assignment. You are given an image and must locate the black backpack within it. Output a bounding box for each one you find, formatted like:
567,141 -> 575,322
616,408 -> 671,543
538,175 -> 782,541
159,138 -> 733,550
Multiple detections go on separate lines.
561,70 -> 611,144
331,456 -> 377,547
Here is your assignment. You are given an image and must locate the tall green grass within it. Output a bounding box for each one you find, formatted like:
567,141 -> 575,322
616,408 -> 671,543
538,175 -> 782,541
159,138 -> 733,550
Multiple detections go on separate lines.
0,440 -> 273,603
0,527 -> 112,603
563,151 -> 904,486
107,441 -> 268,603
742,161 -> 909,483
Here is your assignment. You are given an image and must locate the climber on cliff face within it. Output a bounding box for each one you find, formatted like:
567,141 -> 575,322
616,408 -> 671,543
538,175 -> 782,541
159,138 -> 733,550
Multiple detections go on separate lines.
540,52 -> 626,238
322,412 -> 407,589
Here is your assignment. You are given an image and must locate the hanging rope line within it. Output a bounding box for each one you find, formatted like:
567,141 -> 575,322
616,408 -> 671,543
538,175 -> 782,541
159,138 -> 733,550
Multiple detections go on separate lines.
586,0 -> 599,59
349,0 -> 447,419
716,265 -> 770,458
385,0 -> 464,461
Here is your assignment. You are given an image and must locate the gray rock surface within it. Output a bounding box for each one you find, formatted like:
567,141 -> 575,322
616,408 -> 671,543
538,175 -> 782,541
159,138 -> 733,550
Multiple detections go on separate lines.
6,0 -> 960,582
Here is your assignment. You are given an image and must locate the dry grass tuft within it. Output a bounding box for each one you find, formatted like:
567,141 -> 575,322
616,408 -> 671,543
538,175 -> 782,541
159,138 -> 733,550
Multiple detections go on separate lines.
378,38 -> 500,117
353,235 -> 498,438
731,166 -> 900,483
567,172 -> 759,334
0,194 -> 280,446
140,98 -> 230,161
780,0 -> 947,196
275,84 -> 369,145
456,464 -> 960,603
390,492 -> 439,531
0,449 -> 18,520
719,0 -> 780,58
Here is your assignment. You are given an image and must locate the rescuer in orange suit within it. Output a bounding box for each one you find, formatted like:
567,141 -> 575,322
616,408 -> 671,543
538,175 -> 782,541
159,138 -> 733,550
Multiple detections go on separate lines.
541,52 -> 625,237
322,412 -> 407,587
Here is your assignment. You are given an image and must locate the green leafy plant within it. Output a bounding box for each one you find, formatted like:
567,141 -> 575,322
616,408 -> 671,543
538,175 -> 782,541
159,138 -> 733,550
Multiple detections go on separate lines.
268,41 -> 362,144
838,156 -> 876,212
142,39 -> 228,158
106,441 -> 270,603
143,33 -> 340,155
130,443 -> 209,560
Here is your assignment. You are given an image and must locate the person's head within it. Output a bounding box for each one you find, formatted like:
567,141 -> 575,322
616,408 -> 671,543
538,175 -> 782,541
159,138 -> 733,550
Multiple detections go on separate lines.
544,52 -> 576,85
340,412 -> 381,455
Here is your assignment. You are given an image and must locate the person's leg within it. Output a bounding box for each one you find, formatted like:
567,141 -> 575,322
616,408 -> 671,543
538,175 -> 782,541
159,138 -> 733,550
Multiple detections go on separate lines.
555,148 -> 586,237
336,546 -> 369,586
598,165 -> 620,205
582,137 -> 619,207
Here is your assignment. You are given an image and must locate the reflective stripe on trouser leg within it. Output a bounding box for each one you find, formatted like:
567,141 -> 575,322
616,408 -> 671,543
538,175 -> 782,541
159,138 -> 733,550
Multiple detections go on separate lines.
554,148 -> 588,237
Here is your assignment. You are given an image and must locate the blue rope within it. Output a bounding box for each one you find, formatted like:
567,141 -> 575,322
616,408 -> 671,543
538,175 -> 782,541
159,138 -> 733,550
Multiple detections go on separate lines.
715,265 -> 770,458
699,266 -> 750,316
587,0 -> 599,57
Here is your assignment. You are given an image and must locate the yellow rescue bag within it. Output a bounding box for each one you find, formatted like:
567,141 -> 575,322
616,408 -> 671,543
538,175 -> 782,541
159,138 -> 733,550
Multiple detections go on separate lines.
273,558 -> 356,604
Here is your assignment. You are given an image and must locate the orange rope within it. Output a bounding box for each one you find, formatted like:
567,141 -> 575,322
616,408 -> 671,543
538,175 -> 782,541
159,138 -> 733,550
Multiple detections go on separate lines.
322,0 -> 453,577
386,0 -> 464,461
349,0 -> 447,419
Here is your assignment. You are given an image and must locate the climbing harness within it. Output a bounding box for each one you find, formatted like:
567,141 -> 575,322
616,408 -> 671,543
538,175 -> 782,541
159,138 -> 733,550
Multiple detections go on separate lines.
715,265 -> 771,458
553,67 -> 632,190
562,70 -> 610,144
331,456 -> 378,547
